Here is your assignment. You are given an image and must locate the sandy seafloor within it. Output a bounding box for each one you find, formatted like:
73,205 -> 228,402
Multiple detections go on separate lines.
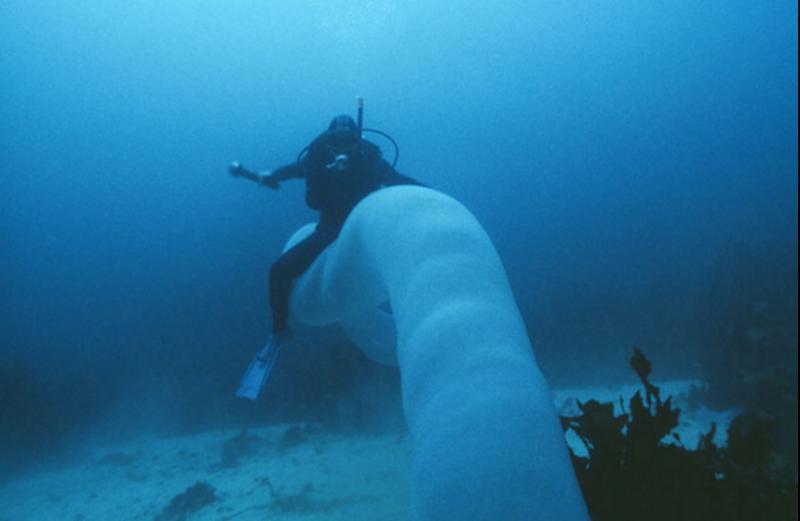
0,380 -> 737,521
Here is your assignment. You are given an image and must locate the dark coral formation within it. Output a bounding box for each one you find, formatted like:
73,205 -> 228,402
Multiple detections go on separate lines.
155,481 -> 216,521
214,430 -> 263,470
279,424 -> 311,452
561,349 -> 797,521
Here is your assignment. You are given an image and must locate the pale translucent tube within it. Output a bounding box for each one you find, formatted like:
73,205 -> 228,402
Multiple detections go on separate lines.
286,186 -> 589,520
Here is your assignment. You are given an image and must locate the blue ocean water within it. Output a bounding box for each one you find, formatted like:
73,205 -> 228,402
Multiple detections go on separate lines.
1,1 -> 796,517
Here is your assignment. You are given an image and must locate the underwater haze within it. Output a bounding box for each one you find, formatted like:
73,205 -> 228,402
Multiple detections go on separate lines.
1,0 -> 797,484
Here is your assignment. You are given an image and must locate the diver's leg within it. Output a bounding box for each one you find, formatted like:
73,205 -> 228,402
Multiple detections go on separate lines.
268,226 -> 337,332
236,226 -> 337,400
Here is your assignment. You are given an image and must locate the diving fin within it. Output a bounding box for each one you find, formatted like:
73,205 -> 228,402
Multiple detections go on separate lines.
236,333 -> 286,400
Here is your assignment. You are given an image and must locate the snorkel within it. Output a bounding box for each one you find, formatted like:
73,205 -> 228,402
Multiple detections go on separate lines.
356,96 -> 364,138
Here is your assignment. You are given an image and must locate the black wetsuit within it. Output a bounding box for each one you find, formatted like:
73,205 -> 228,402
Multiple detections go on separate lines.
268,135 -> 421,333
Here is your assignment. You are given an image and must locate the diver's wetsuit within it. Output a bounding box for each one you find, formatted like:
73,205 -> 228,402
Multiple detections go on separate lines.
267,135 -> 421,333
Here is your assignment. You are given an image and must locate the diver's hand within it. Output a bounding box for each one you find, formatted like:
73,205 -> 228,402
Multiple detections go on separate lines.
228,161 -> 246,177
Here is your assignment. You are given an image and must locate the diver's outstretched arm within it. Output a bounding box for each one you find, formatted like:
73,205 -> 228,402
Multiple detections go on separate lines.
228,162 -> 277,188
229,161 -> 307,189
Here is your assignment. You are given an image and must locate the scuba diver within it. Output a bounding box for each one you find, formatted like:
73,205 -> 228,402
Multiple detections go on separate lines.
229,101 -> 423,399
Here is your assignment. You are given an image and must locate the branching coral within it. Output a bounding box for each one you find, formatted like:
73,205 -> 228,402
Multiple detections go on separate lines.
562,349 -> 797,521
